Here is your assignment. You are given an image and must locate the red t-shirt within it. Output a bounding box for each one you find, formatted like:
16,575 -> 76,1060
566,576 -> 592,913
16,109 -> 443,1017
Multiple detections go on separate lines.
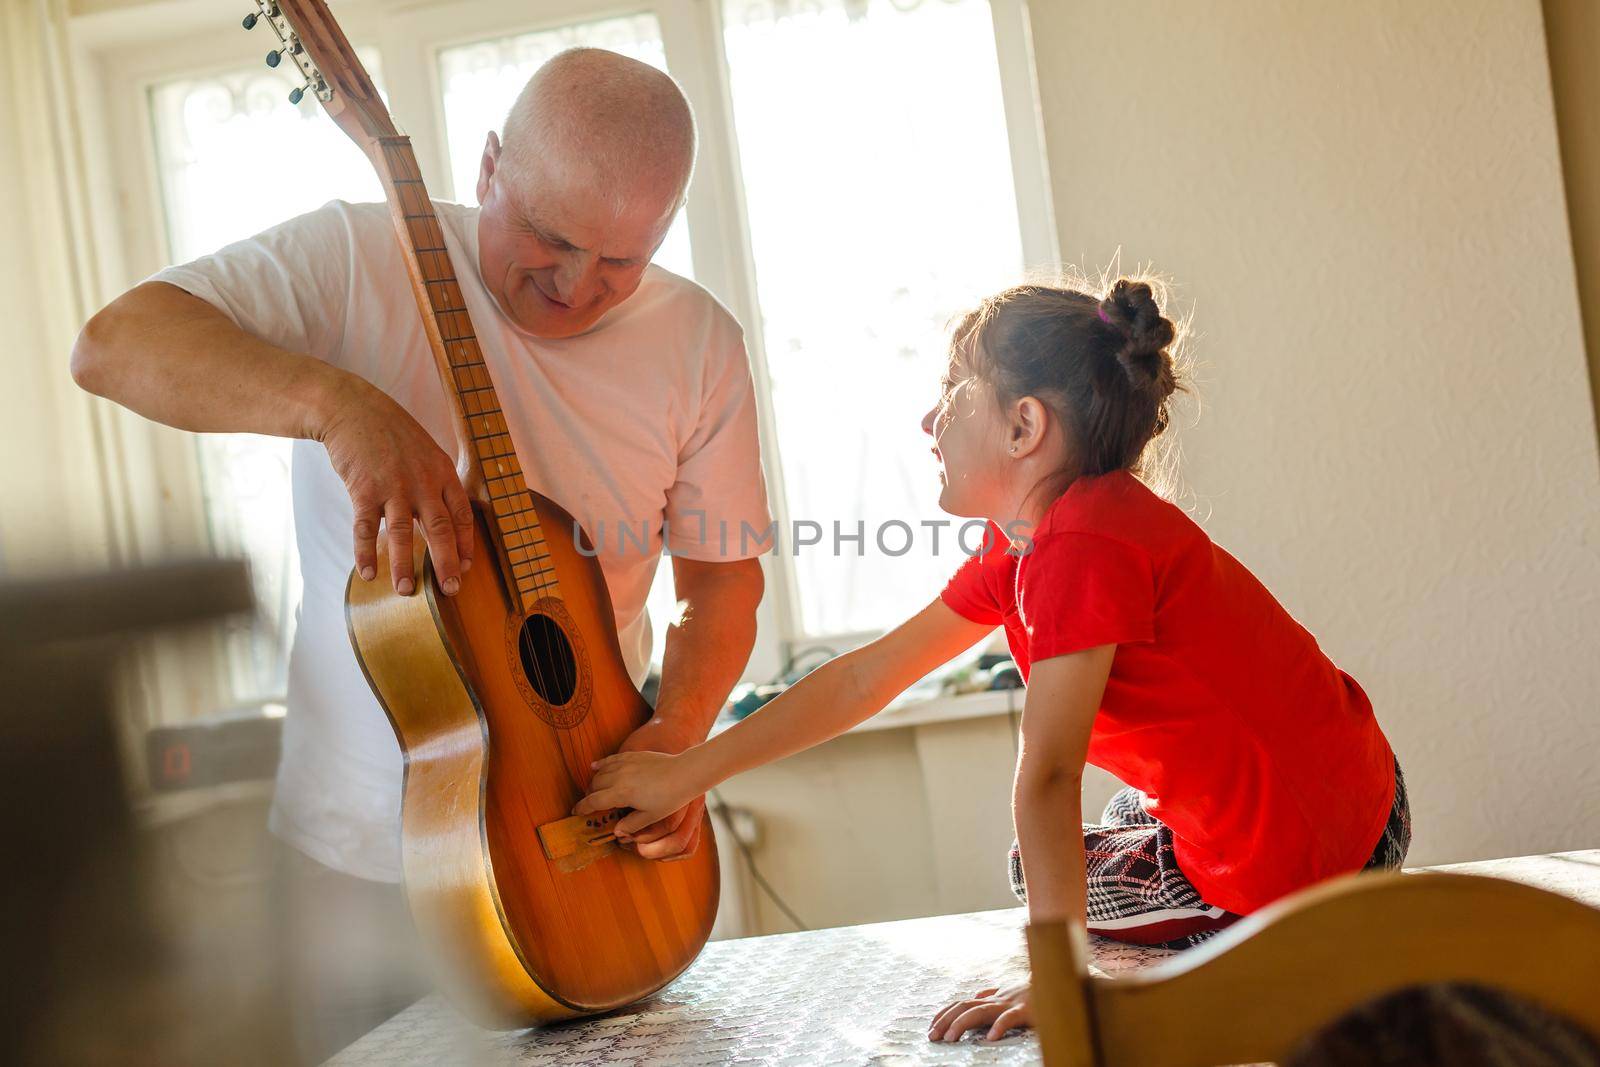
941,471 -> 1395,914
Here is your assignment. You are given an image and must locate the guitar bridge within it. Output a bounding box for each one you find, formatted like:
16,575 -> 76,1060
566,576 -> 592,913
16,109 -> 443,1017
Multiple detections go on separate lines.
537,810 -> 624,873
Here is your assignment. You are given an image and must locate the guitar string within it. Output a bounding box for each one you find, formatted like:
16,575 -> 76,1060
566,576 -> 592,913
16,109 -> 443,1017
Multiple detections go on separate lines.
390,143 -> 580,724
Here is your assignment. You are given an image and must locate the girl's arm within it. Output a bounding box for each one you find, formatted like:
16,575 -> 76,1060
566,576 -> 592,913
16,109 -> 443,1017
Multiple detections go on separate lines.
575,598 -> 996,835
928,644 -> 1112,1044
1010,644 -> 1114,922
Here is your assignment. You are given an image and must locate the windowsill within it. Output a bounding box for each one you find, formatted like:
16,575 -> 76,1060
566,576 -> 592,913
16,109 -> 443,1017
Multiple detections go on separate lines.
855,686 -> 1021,735
712,685 -> 1020,740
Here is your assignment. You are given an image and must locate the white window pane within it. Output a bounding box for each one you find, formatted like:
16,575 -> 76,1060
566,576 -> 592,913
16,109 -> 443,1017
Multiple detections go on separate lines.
151,58 -> 387,264
722,0 -> 1026,637
149,59 -> 386,704
437,14 -> 694,282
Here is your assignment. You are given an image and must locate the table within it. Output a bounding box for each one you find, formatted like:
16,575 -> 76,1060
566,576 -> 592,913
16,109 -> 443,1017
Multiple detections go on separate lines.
328,850 -> 1600,1066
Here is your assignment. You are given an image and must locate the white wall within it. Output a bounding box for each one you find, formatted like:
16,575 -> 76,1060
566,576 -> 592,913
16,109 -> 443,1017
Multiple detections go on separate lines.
1027,0 -> 1600,864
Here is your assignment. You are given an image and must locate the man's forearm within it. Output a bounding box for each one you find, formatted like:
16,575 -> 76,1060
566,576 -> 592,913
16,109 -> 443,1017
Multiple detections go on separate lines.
71,280 -> 357,441
649,561 -> 763,738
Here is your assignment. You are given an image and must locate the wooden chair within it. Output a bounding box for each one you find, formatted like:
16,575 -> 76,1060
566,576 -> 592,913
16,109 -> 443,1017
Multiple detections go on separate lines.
1028,871 -> 1600,1067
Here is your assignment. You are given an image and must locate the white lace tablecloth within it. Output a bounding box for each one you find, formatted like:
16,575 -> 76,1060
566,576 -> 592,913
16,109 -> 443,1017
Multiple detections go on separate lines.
328,850 -> 1600,1066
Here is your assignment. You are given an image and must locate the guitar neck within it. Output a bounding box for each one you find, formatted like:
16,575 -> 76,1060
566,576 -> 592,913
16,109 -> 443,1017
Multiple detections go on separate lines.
368,138 -> 557,613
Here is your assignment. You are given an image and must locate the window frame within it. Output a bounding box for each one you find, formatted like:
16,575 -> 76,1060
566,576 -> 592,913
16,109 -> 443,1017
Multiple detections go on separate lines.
70,0 -> 1056,709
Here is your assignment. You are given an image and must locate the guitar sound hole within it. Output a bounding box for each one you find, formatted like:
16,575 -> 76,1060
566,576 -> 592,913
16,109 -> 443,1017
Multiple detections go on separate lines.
516,612 -> 578,706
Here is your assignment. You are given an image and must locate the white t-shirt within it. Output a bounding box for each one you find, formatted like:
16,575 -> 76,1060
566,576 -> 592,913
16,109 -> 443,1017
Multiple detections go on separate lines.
153,199 -> 771,882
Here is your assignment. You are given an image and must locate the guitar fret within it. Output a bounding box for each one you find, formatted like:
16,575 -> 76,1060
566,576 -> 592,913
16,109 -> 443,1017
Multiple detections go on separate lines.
504,540 -> 547,555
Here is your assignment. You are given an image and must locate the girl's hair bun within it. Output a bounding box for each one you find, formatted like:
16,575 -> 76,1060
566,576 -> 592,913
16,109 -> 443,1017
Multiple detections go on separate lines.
1099,279 -> 1178,395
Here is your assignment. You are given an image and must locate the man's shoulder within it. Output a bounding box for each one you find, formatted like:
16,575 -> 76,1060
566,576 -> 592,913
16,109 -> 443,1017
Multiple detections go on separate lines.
259,198 -> 397,261
299,197 -> 466,247
623,265 -> 745,348
428,198 -> 478,233
296,197 -> 389,230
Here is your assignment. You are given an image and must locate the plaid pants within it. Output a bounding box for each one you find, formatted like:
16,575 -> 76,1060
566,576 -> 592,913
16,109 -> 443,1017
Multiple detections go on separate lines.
1009,759 -> 1411,949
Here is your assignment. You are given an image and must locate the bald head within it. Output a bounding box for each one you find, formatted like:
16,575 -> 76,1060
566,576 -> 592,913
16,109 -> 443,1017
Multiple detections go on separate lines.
474,49 -> 698,338
498,47 -> 696,211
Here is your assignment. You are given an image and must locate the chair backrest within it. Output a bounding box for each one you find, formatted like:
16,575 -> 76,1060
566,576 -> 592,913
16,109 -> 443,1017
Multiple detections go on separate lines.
1028,871 -> 1600,1067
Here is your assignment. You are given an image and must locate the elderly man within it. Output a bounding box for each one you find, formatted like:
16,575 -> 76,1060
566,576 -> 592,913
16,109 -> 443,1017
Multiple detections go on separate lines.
72,48 -> 768,1057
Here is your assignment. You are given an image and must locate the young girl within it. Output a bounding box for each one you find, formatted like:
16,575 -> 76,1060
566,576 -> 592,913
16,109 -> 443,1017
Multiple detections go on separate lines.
575,277 -> 1410,1043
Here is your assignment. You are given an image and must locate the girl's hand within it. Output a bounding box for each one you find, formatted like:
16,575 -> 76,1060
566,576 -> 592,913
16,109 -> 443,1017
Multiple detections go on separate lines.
573,748 -> 708,840
928,981 -> 1032,1043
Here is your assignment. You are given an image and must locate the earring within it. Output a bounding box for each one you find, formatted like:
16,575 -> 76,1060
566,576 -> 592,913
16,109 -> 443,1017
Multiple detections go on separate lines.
1008,446 -> 1017,454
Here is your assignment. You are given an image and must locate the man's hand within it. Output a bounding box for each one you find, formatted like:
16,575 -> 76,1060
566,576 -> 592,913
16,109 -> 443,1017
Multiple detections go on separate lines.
319,379 -> 475,597
589,717 -> 709,860
928,981 -> 1032,1043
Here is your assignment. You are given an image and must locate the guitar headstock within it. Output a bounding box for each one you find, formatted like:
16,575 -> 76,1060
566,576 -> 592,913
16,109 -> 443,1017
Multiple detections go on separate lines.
242,0 -> 396,145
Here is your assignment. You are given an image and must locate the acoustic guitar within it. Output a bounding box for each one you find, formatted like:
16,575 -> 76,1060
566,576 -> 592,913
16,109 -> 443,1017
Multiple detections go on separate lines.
245,0 -> 720,1027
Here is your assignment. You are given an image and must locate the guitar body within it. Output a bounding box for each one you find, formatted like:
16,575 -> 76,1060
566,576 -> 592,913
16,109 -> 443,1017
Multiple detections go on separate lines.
346,494 -> 719,1027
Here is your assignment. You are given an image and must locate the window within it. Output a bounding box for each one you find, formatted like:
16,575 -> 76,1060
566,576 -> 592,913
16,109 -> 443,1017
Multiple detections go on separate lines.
148,60 -> 385,702
105,0 -> 1051,709
721,0 -> 1028,637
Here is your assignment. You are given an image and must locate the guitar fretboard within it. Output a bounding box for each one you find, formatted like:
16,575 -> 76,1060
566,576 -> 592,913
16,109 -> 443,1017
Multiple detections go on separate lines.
374,138 -> 557,615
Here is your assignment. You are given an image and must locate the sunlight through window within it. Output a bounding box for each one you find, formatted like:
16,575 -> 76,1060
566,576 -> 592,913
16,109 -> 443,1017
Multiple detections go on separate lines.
722,0 -> 1026,637
149,58 -> 385,703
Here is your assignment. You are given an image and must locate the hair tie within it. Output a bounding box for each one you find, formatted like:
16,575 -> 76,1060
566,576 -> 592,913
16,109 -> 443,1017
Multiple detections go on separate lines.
1097,307 -> 1111,324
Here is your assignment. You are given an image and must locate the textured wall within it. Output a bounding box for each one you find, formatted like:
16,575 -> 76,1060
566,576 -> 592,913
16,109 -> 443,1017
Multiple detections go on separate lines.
1027,0 -> 1600,863
1542,0 -> 1600,446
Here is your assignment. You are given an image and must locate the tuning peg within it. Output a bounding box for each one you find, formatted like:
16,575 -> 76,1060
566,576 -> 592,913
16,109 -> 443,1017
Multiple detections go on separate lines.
289,39 -> 303,55
266,48 -> 282,68
288,85 -> 304,105
242,11 -> 258,29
